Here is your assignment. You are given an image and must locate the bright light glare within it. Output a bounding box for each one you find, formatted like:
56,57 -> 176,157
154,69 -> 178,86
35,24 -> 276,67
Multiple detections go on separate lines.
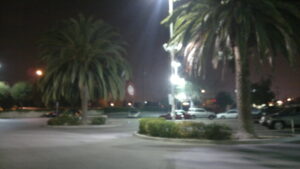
171,61 -> 181,68
276,100 -> 283,106
110,103 -> 115,107
128,102 -> 132,106
182,102 -> 190,106
201,89 -> 206,93
170,75 -> 186,87
36,70 -> 43,76
287,98 -> 292,102
175,93 -> 187,101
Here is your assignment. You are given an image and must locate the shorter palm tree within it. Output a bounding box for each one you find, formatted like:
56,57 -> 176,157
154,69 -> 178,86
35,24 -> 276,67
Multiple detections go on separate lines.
39,15 -> 131,123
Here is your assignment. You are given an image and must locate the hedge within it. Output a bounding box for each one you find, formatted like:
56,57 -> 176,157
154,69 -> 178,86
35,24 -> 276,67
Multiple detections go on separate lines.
138,118 -> 232,140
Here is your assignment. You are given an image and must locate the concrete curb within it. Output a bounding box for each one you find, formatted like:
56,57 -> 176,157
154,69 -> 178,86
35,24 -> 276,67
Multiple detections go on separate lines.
133,132 -> 300,145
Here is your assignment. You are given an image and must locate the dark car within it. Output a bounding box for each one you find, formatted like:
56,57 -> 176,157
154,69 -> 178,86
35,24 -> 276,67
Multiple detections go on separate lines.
262,106 -> 300,130
42,111 -> 58,117
254,106 -> 284,123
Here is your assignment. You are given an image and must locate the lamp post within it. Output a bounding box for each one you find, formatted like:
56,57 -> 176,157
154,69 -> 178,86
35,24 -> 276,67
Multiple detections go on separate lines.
165,0 -> 178,119
152,0 -> 184,119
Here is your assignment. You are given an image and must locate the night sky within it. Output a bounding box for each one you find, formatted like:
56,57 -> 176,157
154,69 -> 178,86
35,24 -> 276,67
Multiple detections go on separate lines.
0,0 -> 299,101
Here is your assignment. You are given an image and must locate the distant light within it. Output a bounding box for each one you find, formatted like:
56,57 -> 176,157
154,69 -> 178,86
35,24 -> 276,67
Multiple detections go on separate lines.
287,98 -> 292,102
182,102 -> 190,106
127,85 -> 135,96
268,103 -> 274,107
276,100 -> 283,106
201,89 -> 206,94
234,89 -> 237,93
144,101 -> 148,104
252,104 -> 257,108
36,70 -> 43,76
110,102 -> 115,107
128,102 -> 132,106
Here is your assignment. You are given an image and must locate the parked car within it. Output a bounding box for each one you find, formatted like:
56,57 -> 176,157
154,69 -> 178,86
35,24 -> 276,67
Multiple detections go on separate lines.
159,110 -> 193,120
216,109 -> 238,119
254,106 -> 284,123
217,108 -> 261,119
187,108 -> 216,119
262,106 -> 300,130
127,109 -> 141,118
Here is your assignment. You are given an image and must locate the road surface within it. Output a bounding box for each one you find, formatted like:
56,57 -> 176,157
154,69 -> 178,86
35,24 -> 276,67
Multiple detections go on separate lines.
0,118 -> 300,169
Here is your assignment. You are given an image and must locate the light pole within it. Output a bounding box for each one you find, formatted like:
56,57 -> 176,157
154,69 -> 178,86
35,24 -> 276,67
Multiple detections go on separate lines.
165,0 -> 179,119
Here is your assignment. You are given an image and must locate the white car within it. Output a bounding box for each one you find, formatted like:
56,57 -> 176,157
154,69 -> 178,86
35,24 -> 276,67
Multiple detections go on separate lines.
217,109 -> 238,119
217,109 -> 260,119
187,108 -> 216,119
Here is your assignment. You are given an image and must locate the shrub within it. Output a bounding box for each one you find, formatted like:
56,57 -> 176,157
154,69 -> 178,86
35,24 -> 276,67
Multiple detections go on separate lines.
47,113 -> 81,126
147,120 -> 180,138
138,118 -> 232,140
91,116 -> 106,125
178,122 -> 205,138
203,123 -> 232,140
139,118 -> 164,134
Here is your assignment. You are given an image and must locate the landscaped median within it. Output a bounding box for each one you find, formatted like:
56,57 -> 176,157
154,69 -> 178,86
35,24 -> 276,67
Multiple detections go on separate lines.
138,118 -> 232,141
47,111 -> 107,126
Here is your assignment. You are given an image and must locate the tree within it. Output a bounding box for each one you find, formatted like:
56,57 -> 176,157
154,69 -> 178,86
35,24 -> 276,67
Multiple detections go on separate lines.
38,15 -> 131,123
215,91 -> 234,112
0,82 -> 14,110
163,0 -> 300,138
11,82 -> 33,107
251,78 -> 275,105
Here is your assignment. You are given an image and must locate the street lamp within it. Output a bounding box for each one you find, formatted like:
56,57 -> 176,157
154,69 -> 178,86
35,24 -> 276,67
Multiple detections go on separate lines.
163,0 -> 185,119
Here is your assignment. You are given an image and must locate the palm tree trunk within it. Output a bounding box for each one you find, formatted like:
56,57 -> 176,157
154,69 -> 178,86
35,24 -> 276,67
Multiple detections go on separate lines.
80,84 -> 89,124
234,46 -> 256,138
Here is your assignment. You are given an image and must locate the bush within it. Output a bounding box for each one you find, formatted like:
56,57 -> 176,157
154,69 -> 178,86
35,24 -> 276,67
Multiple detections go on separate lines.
139,118 -> 164,134
91,117 -> 106,125
203,123 -> 232,140
178,122 -> 206,138
138,118 -> 232,140
47,113 -> 81,126
147,120 -> 180,138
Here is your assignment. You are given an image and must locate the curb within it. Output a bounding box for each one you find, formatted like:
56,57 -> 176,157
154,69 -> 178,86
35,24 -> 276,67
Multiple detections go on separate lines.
133,132 -> 300,145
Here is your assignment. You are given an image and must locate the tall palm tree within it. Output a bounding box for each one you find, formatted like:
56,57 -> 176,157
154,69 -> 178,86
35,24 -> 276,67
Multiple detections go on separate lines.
39,15 -> 131,123
163,0 -> 300,138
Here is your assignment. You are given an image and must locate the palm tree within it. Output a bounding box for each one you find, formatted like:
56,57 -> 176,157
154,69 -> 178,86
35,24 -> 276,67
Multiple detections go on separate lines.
163,0 -> 300,138
39,15 -> 131,123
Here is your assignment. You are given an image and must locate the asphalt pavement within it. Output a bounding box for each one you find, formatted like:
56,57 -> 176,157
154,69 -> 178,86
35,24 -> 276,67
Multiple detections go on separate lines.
0,117 -> 300,169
